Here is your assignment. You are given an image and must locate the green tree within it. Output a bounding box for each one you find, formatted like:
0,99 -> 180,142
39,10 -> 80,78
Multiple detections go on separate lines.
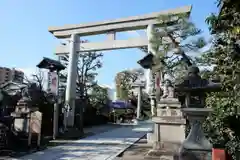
150,13 -> 207,83
60,51 -> 103,100
89,85 -> 109,111
199,0 -> 240,159
115,69 -> 144,100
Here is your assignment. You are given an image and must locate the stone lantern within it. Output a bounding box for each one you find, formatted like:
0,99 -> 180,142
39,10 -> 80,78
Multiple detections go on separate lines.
132,80 -> 145,121
175,66 -> 221,159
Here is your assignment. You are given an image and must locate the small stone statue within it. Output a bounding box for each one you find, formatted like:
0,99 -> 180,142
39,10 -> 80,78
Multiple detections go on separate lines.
161,79 -> 174,99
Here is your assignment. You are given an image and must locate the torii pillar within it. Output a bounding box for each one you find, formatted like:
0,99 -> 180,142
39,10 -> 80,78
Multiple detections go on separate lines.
64,34 -> 79,127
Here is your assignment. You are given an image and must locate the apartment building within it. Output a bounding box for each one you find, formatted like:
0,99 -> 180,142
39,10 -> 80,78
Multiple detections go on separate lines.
0,67 -> 24,85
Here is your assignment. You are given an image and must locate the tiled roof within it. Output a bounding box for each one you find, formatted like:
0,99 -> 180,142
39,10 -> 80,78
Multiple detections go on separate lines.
37,57 -> 66,71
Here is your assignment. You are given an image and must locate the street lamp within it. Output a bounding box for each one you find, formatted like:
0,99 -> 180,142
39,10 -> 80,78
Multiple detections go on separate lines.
37,57 -> 65,139
137,53 -> 154,70
137,53 -> 157,116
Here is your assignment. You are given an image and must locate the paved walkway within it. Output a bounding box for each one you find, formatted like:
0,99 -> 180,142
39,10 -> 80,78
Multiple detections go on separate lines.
51,124 -> 121,144
15,121 -> 152,160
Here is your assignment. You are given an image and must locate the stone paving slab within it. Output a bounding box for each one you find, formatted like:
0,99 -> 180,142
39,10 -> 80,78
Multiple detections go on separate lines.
13,121 -> 152,160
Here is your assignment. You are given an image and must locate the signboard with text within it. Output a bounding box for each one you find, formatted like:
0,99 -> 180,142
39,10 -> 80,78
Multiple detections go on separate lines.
48,72 -> 58,94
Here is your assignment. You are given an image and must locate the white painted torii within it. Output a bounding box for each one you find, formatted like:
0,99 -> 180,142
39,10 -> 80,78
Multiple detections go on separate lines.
48,5 -> 191,127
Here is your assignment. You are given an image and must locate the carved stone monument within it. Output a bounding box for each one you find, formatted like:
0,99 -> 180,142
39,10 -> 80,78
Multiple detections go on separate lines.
175,66 -> 221,159
11,86 -> 42,147
147,79 -> 186,158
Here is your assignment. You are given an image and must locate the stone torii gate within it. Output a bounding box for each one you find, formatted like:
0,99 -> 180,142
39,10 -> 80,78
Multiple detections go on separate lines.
48,5 -> 191,127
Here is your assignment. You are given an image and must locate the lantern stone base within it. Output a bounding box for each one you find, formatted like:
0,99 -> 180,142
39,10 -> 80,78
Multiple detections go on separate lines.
179,108 -> 213,159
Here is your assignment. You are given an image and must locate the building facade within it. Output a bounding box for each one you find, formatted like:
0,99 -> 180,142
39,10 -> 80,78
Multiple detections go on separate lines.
0,67 -> 24,85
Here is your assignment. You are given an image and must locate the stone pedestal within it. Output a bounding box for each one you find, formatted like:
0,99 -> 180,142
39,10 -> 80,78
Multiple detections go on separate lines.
147,98 -> 186,158
180,108 -> 213,159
